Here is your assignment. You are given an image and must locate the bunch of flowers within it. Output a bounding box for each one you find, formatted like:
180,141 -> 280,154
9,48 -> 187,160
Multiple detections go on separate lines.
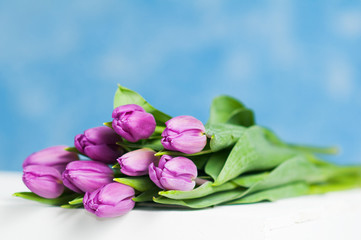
14,84 -> 361,218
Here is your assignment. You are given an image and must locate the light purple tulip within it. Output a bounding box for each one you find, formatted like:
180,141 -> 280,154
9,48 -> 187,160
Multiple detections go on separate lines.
22,165 -> 64,199
112,104 -> 156,142
22,145 -> 79,174
117,148 -> 159,176
148,155 -> 197,191
62,161 -> 114,193
74,126 -> 123,164
161,116 -> 207,154
83,182 -> 135,218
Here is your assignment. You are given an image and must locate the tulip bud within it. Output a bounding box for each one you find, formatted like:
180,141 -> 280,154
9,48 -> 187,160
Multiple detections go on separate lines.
74,126 -> 123,164
83,182 -> 135,218
112,104 -> 156,142
22,145 -> 79,174
22,165 -> 64,199
117,148 -> 159,176
62,161 -> 113,193
161,116 -> 207,154
148,155 -> 197,191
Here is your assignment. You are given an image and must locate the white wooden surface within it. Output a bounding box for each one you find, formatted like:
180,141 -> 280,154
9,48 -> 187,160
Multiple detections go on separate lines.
1,171 -> 360,240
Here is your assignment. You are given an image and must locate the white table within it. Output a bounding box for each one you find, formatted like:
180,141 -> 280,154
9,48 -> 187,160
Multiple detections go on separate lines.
1,171 -> 360,240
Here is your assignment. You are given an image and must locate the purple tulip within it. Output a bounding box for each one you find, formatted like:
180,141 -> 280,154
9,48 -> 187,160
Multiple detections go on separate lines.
148,155 -> 197,191
161,116 -> 207,154
74,126 -> 123,164
112,104 -> 156,142
22,165 -> 64,199
117,148 -> 159,176
83,182 -> 135,218
62,161 -> 114,193
22,145 -> 79,174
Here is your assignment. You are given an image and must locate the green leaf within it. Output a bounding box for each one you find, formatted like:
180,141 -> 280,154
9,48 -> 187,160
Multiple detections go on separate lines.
113,84 -> 171,125
13,192 -> 81,206
153,188 -> 245,209
235,156 -> 323,195
204,149 -> 230,180
207,95 -> 255,126
227,108 -> 255,127
114,176 -> 156,192
133,187 -> 160,202
309,169 -> 361,194
214,126 -> 296,186
262,127 -> 339,155
227,182 -> 309,204
190,155 -> 210,170
206,123 -> 246,152
142,139 -> 164,151
231,172 -> 270,188
159,181 -> 238,200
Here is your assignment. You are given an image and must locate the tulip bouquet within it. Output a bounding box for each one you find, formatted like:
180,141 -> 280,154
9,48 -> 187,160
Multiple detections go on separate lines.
14,84 -> 361,218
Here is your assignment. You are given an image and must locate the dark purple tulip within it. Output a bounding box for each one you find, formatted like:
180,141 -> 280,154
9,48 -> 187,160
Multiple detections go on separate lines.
74,126 -> 123,164
148,155 -> 197,191
112,104 -> 156,142
22,145 -> 79,174
62,161 -> 113,193
161,116 -> 207,154
22,165 -> 64,199
117,148 -> 159,176
83,182 -> 135,218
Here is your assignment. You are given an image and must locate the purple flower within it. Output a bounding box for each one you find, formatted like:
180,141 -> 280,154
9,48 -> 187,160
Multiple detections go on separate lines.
161,116 -> 207,154
22,145 -> 79,174
117,148 -> 159,176
83,182 -> 135,218
22,165 -> 64,199
148,155 -> 197,191
112,104 -> 156,142
62,161 -> 114,193
74,126 -> 123,164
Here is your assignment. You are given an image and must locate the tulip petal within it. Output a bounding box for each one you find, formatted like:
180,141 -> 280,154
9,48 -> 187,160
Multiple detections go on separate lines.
160,177 -> 195,191
23,165 -> 64,198
95,198 -> 135,218
98,183 -> 135,205
84,144 -> 122,163
148,163 -> 163,189
84,126 -> 121,145
163,157 -> 198,178
22,145 -> 79,172
165,116 -> 205,133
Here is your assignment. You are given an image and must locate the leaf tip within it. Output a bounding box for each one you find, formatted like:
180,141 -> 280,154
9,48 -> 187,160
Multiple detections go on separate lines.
103,122 -> 113,128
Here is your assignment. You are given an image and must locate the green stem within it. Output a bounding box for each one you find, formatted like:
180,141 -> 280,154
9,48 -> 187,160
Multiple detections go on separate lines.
154,149 -> 213,157
116,142 -> 132,152
154,126 -> 166,135
147,136 -> 163,140
287,144 -> 339,155
69,197 -> 84,205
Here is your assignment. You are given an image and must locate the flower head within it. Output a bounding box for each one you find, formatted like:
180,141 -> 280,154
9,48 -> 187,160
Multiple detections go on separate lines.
62,161 -> 114,193
22,145 -> 79,173
161,116 -> 207,154
22,165 -> 64,199
112,104 -> 156,142
148,155 -> 197,191
75,126 -> 123,164
83,182 -> 135,218
117,148 -> 159,176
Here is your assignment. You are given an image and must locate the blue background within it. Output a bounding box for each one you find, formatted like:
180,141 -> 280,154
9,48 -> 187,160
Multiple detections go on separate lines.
1,0 -> 361,171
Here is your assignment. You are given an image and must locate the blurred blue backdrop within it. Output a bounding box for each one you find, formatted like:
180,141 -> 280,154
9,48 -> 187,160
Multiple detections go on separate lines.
1,0 -> 361,171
